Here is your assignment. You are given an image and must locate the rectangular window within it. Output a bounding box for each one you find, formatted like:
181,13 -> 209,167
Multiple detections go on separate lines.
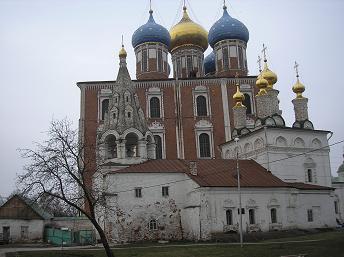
307,169 -> 313,182
229,46 -> 237,57
157,49 -> 163,72
162,186 -> 169,197
335,201 -> 339,214
238,47 -> 243,69
226,210 -> 233,225
135,188 -> 142,198
223,47 -> 229,70
142,49 -> 148,72
187,55 -> 193,77
307,209 -> 313,222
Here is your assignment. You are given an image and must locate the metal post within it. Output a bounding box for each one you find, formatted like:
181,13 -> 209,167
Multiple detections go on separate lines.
235,137 -> 243,247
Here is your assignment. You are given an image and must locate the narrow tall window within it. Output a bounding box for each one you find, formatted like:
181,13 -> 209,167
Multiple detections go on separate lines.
238,47 -> 243,69
335,201 -> 339,214
135,188 -> 142,198
249,209 -> 255,224
157,49 -> 163,72
226,209 -> 233,225
187,55 -> 193,77
199,133 -> 211,158
307,169 -> 313,182
307,209 -> 313,222
154,135 -> 163,159
177,58 -> 181,78
142,49 -> 148,72
223,47 -> 229,70
243,94 -> 252,114
150,97 -> 161,118
270,208 -> 277,224
196,96 -> 207,116
101,99 -> 109,120
162,186 -> 169,197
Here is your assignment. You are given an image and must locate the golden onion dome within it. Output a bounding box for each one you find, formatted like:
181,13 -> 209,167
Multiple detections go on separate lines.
233,84 -> 245,107
256,73 -> 269,95
292,77 -> 306,98
261,61 -> 278,89
169,7 -> 208,52
119,45 -> 127,58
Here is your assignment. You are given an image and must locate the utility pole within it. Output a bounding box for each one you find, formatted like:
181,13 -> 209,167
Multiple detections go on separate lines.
235,137 -> 243,247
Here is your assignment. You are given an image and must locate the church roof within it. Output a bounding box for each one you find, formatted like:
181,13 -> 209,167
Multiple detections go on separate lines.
112,159 -> 331,190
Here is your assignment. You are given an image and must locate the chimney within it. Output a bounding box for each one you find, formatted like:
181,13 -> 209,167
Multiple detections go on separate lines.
189,161 -> 197,176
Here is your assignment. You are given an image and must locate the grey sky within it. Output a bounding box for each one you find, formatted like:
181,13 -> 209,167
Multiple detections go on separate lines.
0,0 -> 343,197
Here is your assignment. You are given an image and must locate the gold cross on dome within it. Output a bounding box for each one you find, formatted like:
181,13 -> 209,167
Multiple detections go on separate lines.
262,44 -> 267,61
257,55 -> 262,72
149,0 -> 152,11
294,61 -> 300,78
121,35 -> 124,47
183,0 -> 186,8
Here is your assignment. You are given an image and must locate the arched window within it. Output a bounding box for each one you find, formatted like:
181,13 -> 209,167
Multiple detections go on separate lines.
196,96 -> 207,116
249,209 -> 255,225
154,135 -> 163,159
243,94 -> 252,114
271,208 -> 277,224
105,135 -> 117,159
125,133 -> 138,157
226,209 -> 233,225
150,97 -> 161,118
149,219 -> 157,230
101,99 -> 109,120
199,133 -> 211,158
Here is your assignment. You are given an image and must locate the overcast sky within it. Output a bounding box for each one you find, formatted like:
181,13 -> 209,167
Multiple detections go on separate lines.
0,0 -> 343,197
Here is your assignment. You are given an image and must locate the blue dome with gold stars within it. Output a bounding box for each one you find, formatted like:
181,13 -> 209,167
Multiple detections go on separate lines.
208,6 -> 249,48
132,10 -> 171,48
204,51 -> 216,75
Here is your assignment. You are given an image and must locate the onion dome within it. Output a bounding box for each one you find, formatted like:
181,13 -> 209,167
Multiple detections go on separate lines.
204,51 -> 216,75
169,6 -> 208,52
132,10 -> 171,48
208,5 -> 249,48
261,61 -> 278,89
256,74 -> 269,95
233,84 -> 245,107
292,76 -> 306,98
119,44 -> 127,58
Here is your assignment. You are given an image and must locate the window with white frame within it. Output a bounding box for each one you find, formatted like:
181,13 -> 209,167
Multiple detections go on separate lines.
249,209 -> 256,224
101,99 -> 109,120
307,209 -> 313,222
196,96 -> 207,116
154,135 -> 163,159
135,188 -> 142,198
149,219 -> 157,230
307,169 -> 313,183
162,186 -> 169,197
199,133 -> 211,158
270,208 -> 277,224
226,209 -> 233,225
150,97 -> 161,118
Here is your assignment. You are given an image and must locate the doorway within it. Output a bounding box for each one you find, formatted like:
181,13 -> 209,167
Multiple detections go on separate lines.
3,226 -> 10,243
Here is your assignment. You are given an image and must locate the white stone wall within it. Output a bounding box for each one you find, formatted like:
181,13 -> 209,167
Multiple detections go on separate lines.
101,172 -> 199,242
333,182 -> 344,223
196,187 -> 336,240
221,128 -> 332,187
0,219 -> 44,242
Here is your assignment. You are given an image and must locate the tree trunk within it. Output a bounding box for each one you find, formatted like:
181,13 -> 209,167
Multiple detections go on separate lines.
92,220 -> 115,257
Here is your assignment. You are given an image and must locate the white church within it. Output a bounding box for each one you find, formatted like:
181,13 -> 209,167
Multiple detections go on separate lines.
79,2 -> 344,243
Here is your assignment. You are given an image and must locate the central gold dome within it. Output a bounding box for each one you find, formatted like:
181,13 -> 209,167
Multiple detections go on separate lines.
169,7 -> 208,52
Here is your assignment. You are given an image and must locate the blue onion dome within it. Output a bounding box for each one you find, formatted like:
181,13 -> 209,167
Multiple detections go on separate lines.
208,6 -> 249,48
132,10 -> 171,48
204,51 -> 216,75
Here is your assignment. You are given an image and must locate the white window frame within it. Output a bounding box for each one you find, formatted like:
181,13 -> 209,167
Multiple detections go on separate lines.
146,88 -> 164,119
195,120 -> 214,159
192,86 -> 211,118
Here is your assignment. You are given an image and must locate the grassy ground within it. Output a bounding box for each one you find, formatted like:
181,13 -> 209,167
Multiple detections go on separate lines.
6,231 -> 344,257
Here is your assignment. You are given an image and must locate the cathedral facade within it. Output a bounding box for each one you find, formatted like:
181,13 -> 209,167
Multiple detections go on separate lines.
78,2 -> 340,242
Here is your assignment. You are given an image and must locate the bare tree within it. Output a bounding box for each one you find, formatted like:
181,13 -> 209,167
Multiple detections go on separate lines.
18,119 -> 115,257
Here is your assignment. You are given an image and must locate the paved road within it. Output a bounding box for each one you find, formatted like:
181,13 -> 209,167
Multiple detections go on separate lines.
0,239 -> 322,257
